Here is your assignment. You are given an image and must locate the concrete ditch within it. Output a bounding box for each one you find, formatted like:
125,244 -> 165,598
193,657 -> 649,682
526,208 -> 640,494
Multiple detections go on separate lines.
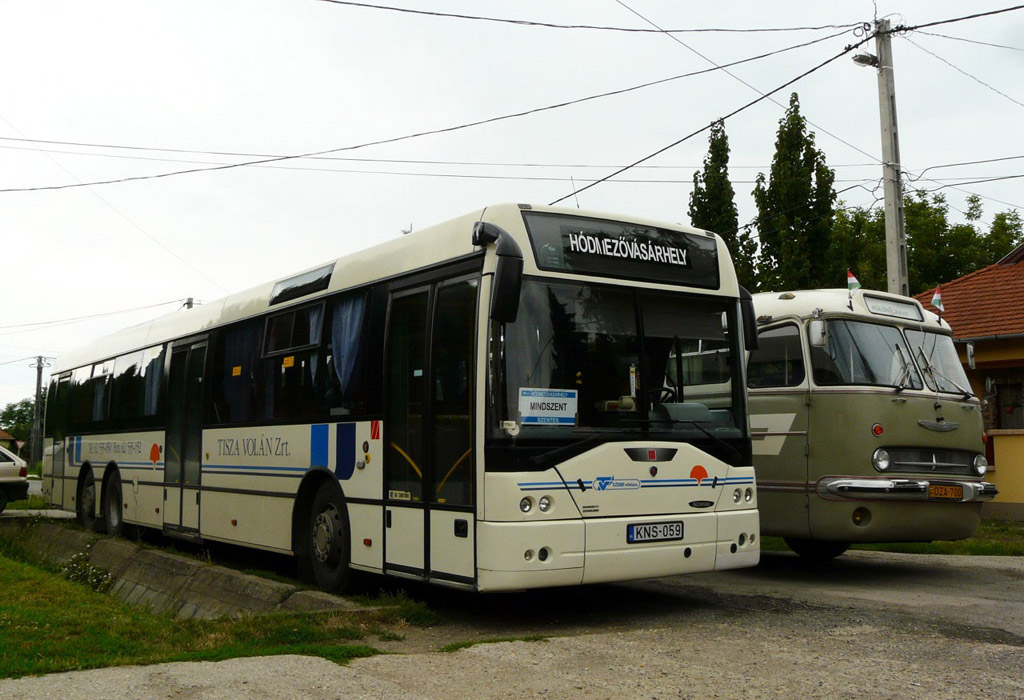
0,517 -> 366,619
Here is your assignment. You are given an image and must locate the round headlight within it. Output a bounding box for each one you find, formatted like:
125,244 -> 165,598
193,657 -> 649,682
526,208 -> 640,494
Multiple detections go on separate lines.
973,454 -> 988,477
519,497 -> 533,513
744,487 -> 753,502
732,488 -> 742,503
872,448 -> 891,472
538,495 -> 552,512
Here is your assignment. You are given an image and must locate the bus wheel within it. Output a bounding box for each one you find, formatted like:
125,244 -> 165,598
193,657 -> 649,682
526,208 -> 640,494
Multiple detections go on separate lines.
307,483 -> 352,593
77,470 -> 101,531
103,474 -> 125,537
784,538 -> 849,560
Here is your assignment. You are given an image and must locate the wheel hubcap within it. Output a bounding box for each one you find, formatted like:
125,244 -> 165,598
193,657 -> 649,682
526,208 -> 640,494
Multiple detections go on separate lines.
312,507 -> 337,563
82,482 -> 96,514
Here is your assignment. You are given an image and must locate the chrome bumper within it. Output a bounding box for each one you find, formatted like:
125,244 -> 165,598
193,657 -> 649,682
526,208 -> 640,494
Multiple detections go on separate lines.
819,478 -> 998,502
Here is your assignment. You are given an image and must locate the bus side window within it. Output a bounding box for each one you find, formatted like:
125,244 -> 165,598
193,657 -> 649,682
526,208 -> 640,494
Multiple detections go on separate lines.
210,320 -> 262,425
747,325 -> 805,388
260,304 -> 324,421
325,292 -> 368,417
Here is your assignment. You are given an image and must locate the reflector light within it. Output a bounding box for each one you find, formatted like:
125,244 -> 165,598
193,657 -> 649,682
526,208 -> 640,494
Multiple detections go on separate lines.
363,538 -> 372,547
872,423 -> 884,437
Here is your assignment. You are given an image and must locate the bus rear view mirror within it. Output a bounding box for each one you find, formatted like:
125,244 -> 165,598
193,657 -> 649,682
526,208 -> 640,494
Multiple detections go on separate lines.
808,319 -> 828,347
473,221 -> 523,323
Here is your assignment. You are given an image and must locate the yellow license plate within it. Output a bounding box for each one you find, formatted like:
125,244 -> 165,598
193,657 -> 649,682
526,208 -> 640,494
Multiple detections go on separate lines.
929,484 -> 963,501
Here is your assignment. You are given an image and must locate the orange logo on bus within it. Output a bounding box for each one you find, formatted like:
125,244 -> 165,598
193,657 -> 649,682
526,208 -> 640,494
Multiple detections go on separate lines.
690,465 -> 708,485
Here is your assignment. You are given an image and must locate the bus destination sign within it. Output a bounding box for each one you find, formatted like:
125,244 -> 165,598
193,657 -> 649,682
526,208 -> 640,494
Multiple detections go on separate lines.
523,212 -> 720,289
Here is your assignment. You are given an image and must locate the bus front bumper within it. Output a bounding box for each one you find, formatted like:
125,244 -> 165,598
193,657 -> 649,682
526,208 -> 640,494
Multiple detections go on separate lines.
819,477 -> 997,503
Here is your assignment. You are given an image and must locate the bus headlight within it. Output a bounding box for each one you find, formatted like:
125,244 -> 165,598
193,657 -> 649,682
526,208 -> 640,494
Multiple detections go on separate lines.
973,454 -> 988,476
538,495 -> 552,512
732,488 -> 741,503
519,497 -> 533,513
872,448 -> 891,472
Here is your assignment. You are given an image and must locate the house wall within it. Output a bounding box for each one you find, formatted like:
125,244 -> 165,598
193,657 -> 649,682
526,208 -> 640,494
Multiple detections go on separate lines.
958,339 -> 1024,521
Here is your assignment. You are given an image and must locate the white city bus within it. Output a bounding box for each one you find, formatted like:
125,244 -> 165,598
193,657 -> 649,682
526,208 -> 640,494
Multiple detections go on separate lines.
42,203 -> 760,591
747,288 -> 996,559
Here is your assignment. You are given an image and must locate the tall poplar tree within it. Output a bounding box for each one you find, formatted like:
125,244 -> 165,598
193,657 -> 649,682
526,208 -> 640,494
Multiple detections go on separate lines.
689,120 -> 756,289
753,93 -> 837,291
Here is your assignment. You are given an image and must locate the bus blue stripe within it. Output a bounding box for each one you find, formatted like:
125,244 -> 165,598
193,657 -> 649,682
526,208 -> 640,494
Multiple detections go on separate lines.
310,424 -> 329,468
336,423 -> 356,480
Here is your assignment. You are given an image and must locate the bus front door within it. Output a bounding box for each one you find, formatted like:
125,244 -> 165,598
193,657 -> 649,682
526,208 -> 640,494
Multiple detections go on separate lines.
384,278 -> 477,586
164,339 -> 206,537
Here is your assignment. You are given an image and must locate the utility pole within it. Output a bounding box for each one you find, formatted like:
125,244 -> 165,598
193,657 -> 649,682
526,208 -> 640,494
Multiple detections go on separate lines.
872,19 -> 910,297
30,355 -> 49,467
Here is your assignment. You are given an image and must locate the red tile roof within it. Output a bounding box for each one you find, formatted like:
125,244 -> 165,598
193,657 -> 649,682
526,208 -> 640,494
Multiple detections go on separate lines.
914,245 -> 1024,340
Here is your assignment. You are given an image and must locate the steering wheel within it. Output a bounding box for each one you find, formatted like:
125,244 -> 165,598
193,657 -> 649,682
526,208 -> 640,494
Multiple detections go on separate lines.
648,386 -> 677,403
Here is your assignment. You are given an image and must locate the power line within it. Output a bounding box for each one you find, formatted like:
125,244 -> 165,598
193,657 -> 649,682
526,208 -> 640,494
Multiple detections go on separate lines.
0,299 -> 187,336
550,34 -> 872,205
916,30 -> 1024,52
893,4 -> 1024,33
0,29 -> 850,194
310,0 -> 861,34
904,35 -> 1024,110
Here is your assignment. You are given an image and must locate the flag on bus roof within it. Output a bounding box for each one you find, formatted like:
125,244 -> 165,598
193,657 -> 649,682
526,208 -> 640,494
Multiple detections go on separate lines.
931,286 -> 945,313
847,270 -> 861,291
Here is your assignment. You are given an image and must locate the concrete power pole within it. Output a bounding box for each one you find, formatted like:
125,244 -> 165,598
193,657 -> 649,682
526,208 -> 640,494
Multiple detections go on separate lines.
30,355 -> 49,466
873,19 -> 910,297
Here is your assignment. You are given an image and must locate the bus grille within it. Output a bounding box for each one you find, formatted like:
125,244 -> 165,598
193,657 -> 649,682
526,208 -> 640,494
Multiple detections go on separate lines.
885,448 -> 975,475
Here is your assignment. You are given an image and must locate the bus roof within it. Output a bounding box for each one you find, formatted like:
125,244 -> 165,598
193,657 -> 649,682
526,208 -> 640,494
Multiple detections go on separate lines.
752,288 -> 949,332
54,203 -> 736,373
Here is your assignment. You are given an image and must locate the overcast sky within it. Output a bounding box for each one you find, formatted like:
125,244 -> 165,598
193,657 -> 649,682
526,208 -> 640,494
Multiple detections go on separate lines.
2,0 -> 1023,411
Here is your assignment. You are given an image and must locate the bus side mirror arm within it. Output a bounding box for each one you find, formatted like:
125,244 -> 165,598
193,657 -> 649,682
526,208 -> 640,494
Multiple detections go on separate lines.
473,221 -> 523,324
740,287 -> 758,352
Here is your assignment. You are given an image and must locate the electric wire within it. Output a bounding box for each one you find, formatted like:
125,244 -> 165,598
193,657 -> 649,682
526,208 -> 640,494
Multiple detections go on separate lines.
310,1 -> 861,34
0,299 -> 188,336
549,34 -> 872,205
892,4 -> 1024,33
916,30 -> 1024,52
903,35 -> 1024,110
0,29 -> 850,194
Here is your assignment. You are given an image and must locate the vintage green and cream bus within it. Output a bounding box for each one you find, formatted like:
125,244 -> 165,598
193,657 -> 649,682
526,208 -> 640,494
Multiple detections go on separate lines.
747,288 -> 996,559
42,203 -> 760,591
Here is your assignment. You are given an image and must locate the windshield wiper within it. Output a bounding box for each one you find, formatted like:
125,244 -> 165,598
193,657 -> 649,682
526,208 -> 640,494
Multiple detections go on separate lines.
915,347 -> 972,400
626,416 -> 745,465
527,430 -> 639,469
893,344 -> 910,393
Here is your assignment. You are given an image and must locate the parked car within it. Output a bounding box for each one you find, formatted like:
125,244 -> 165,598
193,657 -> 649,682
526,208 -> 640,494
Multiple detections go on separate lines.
0,444 -> 29,513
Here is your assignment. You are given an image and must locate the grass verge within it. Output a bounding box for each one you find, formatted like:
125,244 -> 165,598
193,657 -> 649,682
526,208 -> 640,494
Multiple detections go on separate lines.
762,519 -> 1024,557
0,553 -> 435,679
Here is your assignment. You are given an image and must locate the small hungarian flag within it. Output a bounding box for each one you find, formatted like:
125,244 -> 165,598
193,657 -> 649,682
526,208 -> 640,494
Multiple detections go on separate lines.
931,286 -> 945,312
847,270 -> 861,291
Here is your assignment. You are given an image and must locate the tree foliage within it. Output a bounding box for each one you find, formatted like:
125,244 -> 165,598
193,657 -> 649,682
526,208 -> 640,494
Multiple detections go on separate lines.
688,120 -> 756,289
752,93 -> 837,292
1,399 -> 35,443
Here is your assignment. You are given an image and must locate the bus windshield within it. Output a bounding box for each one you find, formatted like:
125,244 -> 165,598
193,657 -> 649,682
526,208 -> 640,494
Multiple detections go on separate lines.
904,329 -> 973,396
810,319 -> 923,390
494,279 -> 743,444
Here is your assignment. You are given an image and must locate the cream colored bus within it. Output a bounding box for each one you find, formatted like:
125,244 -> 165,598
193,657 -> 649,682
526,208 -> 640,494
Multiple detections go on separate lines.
42,203 -> 760,591
747,288 -> 996,559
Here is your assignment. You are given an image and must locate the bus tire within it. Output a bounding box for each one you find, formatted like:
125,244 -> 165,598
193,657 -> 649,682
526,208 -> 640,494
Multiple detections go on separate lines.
103,472 -> 125,537
77,469 -> 102,532
307,483 -> 352,593
784,538 -> 849,560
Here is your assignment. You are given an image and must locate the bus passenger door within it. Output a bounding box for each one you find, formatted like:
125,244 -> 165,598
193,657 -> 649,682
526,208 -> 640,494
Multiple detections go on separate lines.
746,324 -> 810,538
384,277 -> 478,585
164,339 -> 206,537
45,374 -> 71,507
384,289 -> 428,574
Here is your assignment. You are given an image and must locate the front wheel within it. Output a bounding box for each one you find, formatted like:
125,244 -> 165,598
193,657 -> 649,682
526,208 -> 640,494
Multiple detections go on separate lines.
784,538 -> 849,561
305,483 -> 352,593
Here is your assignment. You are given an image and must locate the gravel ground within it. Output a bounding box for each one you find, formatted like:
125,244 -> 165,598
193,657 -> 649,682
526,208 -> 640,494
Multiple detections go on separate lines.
1,594 -> 1020,700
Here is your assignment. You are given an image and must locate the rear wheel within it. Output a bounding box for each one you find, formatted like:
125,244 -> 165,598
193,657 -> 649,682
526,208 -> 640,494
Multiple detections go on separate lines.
103,474 -> 124,537
784,538 -> 849,560
77,470 -> 101,531
306,483 -> 352,593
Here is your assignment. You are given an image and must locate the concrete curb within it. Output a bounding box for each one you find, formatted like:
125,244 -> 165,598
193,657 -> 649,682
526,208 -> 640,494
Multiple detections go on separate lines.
0,519 -> 368,619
